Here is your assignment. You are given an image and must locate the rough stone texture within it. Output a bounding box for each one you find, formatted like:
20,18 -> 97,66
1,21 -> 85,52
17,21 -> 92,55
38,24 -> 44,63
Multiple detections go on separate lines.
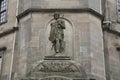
103,32 -> 120,80
0,0 -> 120,80
89,15 -> 105,80
24,59 -> 87,79
0,0 -> 17,80
103,0 -> 120,80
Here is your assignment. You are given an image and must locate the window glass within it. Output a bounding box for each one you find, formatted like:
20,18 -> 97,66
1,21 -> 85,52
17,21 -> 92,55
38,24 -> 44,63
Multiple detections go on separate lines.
0,0 -> 7,23
118,0 -> 120,21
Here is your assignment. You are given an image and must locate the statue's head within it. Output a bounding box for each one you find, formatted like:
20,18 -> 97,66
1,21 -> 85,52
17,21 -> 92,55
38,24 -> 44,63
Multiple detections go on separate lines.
54,12 -> 60,20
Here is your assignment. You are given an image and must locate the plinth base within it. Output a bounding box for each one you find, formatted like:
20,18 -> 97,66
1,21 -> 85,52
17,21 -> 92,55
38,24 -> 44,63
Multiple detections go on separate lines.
44,56 -> 71,60
21,56 -> 89,80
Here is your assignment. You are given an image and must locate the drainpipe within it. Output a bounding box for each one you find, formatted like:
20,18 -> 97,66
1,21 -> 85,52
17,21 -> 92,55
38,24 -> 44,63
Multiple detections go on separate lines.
8,0 -> 19,80
102,0 -> 111,80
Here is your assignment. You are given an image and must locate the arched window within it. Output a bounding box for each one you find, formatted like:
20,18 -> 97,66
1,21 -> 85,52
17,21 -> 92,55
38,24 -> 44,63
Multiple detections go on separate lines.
0,0 -> 7,24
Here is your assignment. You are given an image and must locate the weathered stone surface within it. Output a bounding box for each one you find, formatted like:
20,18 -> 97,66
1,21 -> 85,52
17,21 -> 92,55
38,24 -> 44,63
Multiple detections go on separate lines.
16,12 -> 105,80
0,0 -> 18,80
103,0 -> 120,80
44,56 -> 71,60
1,0 -> 120,80
21,58 -> 87,80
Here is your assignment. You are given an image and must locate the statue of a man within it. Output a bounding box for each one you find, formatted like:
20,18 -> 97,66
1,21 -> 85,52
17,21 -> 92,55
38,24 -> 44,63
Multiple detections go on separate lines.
49,13 -> 65,54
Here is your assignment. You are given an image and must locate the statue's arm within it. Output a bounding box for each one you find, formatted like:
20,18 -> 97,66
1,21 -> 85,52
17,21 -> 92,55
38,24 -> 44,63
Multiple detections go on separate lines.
61,21 -> 65,29
58,20 -> 65,29
49,23 -> 54,42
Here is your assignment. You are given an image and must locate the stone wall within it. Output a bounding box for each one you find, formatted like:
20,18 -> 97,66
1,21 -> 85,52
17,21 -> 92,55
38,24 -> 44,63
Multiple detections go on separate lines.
1,0 -> 118,80
103,0 -> 120,80
14,12 -> 106,80
0,0 -> 17,80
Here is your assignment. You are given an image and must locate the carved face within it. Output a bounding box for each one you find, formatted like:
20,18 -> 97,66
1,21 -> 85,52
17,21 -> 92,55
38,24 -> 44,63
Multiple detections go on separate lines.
54,13 -> 60,20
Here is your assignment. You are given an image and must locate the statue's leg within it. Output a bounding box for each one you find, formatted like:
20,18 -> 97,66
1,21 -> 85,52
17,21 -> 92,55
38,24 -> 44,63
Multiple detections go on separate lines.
60,40 -> 65,53
54,38 -> 60,53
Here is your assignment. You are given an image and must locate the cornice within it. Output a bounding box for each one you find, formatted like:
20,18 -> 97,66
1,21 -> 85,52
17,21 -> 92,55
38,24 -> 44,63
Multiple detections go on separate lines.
103,27 -> 120,37
17,8 -> 104,20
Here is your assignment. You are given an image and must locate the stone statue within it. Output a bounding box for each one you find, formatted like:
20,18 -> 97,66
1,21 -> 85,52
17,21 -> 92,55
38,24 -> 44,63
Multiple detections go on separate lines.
49,12 -> 65,54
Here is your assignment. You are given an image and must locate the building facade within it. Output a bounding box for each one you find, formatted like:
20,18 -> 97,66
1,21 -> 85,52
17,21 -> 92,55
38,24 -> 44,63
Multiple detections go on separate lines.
0,0 -> 119,80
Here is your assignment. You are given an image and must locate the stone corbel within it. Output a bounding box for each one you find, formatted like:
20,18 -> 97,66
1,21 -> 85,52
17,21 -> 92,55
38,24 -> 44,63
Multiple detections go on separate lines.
102,21 -> 120,36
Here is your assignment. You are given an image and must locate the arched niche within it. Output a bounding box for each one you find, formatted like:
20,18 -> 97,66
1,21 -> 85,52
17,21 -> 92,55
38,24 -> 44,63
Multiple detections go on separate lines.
45,17 -> 74,57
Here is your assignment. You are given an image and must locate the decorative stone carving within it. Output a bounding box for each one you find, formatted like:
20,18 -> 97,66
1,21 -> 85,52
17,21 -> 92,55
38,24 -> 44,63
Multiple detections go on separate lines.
45,13 -> 74,57
24,59 -> 87,80
49,12 -> 66,55
40,76 -> 70,80
34,61 -> 79,72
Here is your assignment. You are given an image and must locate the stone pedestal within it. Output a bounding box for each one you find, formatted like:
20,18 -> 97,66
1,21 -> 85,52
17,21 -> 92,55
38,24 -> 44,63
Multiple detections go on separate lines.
44,56 -> 71,60
21,56 -> 94,80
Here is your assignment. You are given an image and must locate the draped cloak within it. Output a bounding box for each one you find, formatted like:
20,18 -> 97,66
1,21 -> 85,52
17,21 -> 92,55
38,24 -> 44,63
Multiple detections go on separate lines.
49,19 -> 65,53
49,19 -> 65,43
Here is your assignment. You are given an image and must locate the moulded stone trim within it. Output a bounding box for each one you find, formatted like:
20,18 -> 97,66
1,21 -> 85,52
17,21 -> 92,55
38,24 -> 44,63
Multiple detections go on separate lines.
17,8 -> 104,20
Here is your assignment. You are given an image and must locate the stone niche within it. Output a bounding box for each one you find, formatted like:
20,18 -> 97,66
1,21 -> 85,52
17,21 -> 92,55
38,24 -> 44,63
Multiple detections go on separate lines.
45,17 -> 74,57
